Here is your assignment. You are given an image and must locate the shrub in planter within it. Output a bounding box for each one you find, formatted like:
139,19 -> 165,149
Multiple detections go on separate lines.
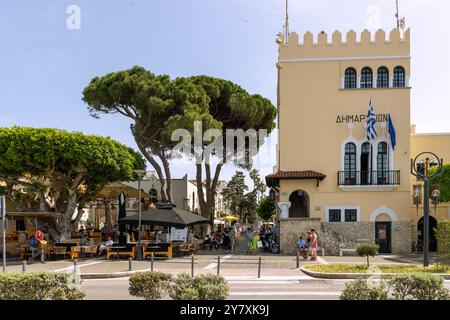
388,273 -> 449,300
193,274 -> 229,300
169,273 -> 229,300
356,244 -> 379,267
170,273 -> 199,300
340,279 -> 387,300
0,272 -> 85,300
129,271 -> 172,300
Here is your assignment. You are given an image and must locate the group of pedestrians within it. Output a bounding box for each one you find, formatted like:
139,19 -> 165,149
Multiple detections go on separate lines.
297,229 -> 319,261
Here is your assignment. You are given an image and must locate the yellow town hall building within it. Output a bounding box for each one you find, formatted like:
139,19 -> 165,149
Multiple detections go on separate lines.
267,28 -> 450,255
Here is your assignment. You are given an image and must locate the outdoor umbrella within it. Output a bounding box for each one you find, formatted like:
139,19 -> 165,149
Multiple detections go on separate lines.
119,206 -> 211,228
222,215 -> 239,221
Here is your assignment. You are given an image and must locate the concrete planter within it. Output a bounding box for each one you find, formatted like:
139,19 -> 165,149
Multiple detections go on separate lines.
300,267 -> 450,280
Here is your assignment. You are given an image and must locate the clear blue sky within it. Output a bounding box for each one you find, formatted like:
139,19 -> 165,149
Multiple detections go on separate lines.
1,0 -> 449,184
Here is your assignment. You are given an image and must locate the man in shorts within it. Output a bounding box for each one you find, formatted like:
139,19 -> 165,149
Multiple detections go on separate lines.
310,229 -> 318,261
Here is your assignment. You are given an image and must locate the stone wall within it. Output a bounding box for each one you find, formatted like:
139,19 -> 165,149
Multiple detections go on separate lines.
321,222 -> 375,256
279,218 -> 321,255
391,221 -> 412,254
279,219 -> 412,255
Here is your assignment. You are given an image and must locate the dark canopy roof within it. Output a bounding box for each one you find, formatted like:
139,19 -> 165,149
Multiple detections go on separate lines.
265,170 -> 326,188
119,207 -> 211,228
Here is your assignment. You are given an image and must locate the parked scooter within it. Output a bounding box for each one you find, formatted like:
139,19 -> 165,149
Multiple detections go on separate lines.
260,232 -> 280,254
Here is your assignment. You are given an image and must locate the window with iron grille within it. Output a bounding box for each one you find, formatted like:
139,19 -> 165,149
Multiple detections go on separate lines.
393,66 -> 405,87
345,209 -> 358,222
361,67 -> 373,88
328,209 -> 341,222
377,67 -> 389,88
344,68 -> 357,89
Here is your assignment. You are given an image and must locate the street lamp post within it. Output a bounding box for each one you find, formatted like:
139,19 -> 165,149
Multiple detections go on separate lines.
134,170 -> 146,261
411,152 -> 443,267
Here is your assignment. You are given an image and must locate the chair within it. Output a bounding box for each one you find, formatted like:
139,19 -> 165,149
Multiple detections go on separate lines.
179,243 -> 192,256
53,246 -> 70,260
71,246 -> 81,260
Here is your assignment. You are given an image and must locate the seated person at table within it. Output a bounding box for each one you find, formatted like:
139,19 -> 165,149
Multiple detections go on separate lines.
80,233 -> 90,246
97,236 -> 114,256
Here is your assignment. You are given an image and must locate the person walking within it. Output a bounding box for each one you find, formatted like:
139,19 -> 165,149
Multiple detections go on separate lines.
229,226 -> 236,253
251,230 -> 260,254
245,228 -> 253,254
310,229 -> 318,261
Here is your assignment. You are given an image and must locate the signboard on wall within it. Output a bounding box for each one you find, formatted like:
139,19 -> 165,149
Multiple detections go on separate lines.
170,227 -> 188,241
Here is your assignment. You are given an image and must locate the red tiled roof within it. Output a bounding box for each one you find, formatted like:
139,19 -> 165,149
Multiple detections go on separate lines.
265,170 -> 326,180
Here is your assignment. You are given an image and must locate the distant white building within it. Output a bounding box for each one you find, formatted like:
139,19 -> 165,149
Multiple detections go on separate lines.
86,171 -> 228,228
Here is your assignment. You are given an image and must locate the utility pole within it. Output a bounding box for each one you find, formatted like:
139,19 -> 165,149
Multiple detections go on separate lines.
395,0 -> 400,29
1,196 -> 6,272
284,0 -> 289,44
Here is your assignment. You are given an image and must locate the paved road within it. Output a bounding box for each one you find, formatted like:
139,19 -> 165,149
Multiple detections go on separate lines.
81,276 -> 347,300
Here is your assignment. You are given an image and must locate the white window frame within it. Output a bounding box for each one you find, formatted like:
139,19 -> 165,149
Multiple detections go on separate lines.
325,206 -> 361,222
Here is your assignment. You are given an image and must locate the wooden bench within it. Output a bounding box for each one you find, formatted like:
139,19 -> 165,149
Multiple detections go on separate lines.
143,242 -> 172,259
107,244 -> 136,260
339,248 -> 357,256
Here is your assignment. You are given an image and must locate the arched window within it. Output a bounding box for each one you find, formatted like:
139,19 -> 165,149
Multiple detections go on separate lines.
344,143 -> 357,184
377,67 -> 389,88
360,142 -> 371,185
377,142 -> 389,184
393,66 -> 405,87
360,67 -> 373,88
289,190 -> 309,218
344,68 -> 357,89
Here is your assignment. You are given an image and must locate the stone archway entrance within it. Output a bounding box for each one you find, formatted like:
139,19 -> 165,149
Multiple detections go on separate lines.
288,190 -> 309,218
417,216 -> 437,252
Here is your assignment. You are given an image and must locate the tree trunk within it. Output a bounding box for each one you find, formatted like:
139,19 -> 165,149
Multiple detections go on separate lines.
159,152 -> 173,204
196,163 -> 208,218
136,140 -> 168,202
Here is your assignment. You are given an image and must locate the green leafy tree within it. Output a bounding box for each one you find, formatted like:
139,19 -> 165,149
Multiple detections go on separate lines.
83,69 -> 277,220
429,163 -> 450,202
356,244 -> 379,268
0,127 -> 144,240
187,76 -> 276,219
257,196 -> 276,221
434,220 -> 450,262
82,66 -> 218,204
221,171 -> 261,223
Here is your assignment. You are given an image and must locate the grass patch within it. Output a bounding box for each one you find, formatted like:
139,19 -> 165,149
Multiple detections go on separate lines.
304,263 -> 450,274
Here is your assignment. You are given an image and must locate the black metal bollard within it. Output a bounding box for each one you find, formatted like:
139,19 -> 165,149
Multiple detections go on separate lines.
151,253 -> 154,272
296,252 -> 300,268
22,260 -> 27,272
191,254 -> 194,277
257,257 -> 262,278
217,256 -> 220,275
128,257 -> 133,271
73,259 -> 78,273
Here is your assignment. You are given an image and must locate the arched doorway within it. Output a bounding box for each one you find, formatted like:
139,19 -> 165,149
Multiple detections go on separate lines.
288,190 -> 309,218
417,216 -> 437,252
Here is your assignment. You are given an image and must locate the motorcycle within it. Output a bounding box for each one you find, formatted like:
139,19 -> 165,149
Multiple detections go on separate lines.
260,232 -> 280,254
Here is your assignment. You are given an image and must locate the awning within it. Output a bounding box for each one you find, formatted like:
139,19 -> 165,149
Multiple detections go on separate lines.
265,170 -> 326,188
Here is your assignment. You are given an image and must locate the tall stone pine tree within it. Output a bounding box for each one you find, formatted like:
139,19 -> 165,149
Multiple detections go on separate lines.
83,67 -> 276,219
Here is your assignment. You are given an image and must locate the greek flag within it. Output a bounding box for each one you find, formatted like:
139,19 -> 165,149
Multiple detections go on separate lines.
388,113 -> 396,151
366,98 -> 377,141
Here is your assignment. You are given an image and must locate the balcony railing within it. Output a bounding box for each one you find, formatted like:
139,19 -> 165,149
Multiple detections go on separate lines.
337,171 -> 400,186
